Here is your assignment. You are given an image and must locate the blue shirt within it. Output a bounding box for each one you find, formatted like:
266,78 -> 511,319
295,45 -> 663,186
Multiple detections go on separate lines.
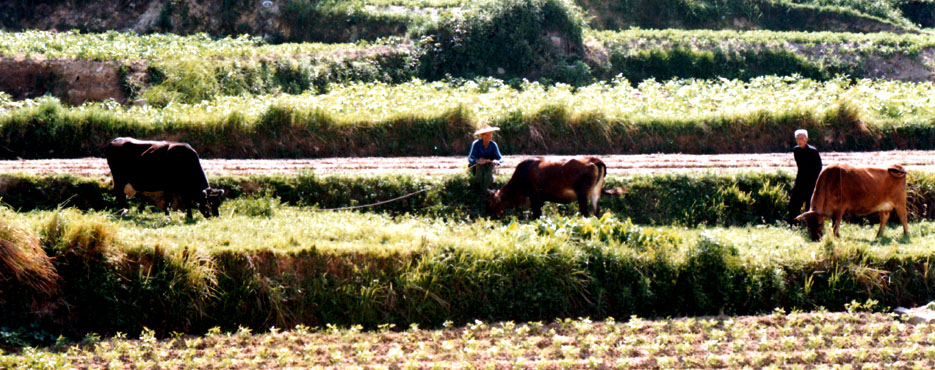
468,139 -> 502,166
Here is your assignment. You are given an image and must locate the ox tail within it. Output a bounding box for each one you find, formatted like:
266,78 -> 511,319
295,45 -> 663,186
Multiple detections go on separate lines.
593,159 -> 628,196
888,164 -> 907,178
603,188 -> 628,196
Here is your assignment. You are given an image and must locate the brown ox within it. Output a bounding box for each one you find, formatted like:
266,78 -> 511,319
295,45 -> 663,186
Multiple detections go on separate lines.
488,157 -> 626,218
795,164 -> 909,241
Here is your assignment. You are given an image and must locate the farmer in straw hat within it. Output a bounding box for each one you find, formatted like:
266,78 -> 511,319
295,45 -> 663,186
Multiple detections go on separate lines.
468,124 -> 502,191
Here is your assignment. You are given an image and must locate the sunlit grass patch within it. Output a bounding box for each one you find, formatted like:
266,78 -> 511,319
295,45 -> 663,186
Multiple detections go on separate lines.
11,206 -> 935,266
5,206 -> 935,340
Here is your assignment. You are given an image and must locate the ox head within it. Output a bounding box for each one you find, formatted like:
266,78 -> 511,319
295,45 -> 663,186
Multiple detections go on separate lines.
487,189 -> 506,217
199,188 -> 225,218
487,189 -> 530,217
795,210 -> 825,241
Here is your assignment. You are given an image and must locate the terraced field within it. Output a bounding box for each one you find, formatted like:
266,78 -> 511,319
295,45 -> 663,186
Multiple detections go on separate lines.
6,0 -> 935,365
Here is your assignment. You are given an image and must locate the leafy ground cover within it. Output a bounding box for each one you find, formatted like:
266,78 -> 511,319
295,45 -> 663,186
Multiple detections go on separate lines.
3,311 -> 934,369
0,31 -> 364,61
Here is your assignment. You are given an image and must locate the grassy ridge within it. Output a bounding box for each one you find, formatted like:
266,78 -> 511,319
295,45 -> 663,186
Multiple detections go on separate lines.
4,171 -> 935,226
4,28 -> 935,109
3,206 -> 935,343
5,28 -> 935,99
5,77 -> 935,158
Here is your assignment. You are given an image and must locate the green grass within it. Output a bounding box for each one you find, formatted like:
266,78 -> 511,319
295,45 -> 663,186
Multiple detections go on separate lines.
5,170 -> 935,228
28,207 -> 928,266
10,76 -> 935,132
5,76 -> 935,157
590,28 -> 935,58
4,203 -> 935,342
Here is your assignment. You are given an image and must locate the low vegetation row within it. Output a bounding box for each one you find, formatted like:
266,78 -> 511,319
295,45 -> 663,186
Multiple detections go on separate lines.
3,170 -> 935,226
2,312 -> 927,369
2,205 -> 935,345
3,77 -> 935,158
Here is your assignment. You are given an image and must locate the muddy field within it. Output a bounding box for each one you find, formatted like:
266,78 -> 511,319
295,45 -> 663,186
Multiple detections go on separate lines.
1,150 -> 933,177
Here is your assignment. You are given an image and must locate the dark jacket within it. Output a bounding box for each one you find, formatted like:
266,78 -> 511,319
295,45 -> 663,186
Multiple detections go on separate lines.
468,139 -> 502,166
793,144 -> 822,187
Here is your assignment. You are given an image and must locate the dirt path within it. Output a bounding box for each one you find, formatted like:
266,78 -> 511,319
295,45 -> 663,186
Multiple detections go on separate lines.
1,150 -> 933,177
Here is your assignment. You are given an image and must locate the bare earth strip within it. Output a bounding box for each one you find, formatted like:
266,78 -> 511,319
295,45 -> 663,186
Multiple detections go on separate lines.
1,150 -> 934,177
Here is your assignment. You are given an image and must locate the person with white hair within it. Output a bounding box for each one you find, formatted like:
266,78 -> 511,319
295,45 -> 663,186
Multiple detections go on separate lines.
468,125 -> 502,191
788,129 -> 822,223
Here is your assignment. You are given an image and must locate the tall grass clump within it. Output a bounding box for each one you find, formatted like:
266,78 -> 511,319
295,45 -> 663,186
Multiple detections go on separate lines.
0,211 -> 58,296
0,207 -> 59,329
9,210 -> 219,337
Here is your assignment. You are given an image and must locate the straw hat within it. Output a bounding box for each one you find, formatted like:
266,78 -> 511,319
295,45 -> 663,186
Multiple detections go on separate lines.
473,125 -> 500,137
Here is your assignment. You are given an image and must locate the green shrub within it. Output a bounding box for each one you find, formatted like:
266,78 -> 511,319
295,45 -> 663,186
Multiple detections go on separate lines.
278,0 -> 413,43
417,0 -> 586,80
607,48 -> 835,84
578,0 -> 913,32
140,52 -> 420,105
899,0 -> 935,27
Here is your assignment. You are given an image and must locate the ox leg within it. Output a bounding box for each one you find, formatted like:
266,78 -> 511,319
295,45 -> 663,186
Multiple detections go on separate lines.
896,205 -> 909,237
163,192 -> 175,217
577,194 -> 591,217
531,198 -> 545,219
112,178 -> 129,210
876,211 -> 891,239
153,194 -> 168,215
833,211 -> 844,238
181,195 -> 194,219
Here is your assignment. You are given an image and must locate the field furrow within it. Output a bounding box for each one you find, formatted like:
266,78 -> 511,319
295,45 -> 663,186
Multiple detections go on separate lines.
2,150 -> 934,177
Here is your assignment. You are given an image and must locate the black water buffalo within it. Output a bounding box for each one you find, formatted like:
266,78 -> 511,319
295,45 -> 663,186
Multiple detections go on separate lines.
105,137 -> 224,218
488,157 -> 626,218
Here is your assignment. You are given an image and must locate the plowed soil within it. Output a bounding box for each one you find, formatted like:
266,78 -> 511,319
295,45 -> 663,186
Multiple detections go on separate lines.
1,150 -> 933,177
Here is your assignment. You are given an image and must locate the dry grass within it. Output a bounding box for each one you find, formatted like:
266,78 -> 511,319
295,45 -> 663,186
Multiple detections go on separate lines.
0,210 -> 58,298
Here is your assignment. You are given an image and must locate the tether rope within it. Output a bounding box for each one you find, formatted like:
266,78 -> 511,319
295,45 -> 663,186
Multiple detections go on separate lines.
315,162 -> 497,211
316,188 -> 431,211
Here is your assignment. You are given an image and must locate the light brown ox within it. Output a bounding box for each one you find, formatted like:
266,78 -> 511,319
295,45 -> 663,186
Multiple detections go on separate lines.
795,164 -> 909,241
488,157 -> 626,218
